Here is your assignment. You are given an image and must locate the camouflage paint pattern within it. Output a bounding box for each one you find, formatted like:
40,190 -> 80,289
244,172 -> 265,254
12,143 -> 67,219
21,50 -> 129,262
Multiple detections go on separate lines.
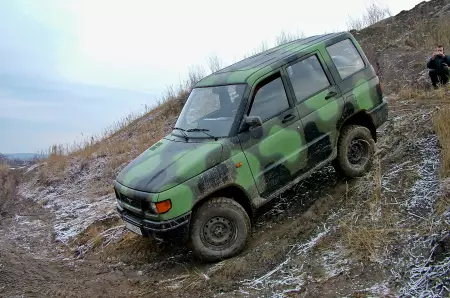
116,139 -> 223,193
113,31 -> 388,225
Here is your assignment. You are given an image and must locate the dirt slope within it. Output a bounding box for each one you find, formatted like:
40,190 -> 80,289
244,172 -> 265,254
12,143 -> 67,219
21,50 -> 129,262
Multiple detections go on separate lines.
2,90 -> 449,297
1,0 -> 450,297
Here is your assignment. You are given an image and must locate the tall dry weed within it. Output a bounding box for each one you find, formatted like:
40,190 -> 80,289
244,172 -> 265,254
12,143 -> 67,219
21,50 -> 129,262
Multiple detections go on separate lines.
0,165 -> 19,217
433,103 -> 450,179
338,159 -> 408,261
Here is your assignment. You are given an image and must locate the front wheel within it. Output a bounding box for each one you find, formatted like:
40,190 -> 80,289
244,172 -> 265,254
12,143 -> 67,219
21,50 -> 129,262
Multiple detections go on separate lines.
189,197 -> 251,262
333,124 -> 375,178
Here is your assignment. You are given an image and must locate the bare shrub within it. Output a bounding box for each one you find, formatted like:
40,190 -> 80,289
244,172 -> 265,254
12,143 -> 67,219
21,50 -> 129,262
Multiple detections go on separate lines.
186,65 -> 206,89
347,2 -> 392,30
275,29 -> 305,46
207,53 -> 223,73
244,40 -> 270,58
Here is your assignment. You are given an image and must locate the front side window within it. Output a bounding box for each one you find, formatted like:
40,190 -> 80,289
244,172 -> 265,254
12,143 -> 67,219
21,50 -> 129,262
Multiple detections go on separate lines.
174,84 -> 246,137
327,39 -> 365,79
248,76 -> 290,122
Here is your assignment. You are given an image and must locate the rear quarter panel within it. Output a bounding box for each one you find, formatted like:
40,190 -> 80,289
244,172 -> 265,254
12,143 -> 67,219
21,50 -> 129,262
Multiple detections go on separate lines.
319,34 -> 383,144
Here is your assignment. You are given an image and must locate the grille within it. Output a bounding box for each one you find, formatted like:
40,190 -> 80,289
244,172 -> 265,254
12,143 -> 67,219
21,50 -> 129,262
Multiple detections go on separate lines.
117,192 -> 149,212
120,194 -> 141,209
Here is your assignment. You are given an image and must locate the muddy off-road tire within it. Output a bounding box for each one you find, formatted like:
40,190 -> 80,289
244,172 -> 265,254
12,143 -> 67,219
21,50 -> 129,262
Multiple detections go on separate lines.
333,124 -> 375,178
189,197 -> 251,262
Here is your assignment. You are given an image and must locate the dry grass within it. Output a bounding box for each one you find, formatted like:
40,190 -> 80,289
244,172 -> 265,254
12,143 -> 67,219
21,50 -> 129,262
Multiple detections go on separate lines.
433,102 -> 450,178
337,159 -> 410,261
435,195 -> 450,216
0,165 -> 19,218
0,163 -> 8,174
396,85 -> 449,101
339,222 -> 399,261
72,216 -> 126,257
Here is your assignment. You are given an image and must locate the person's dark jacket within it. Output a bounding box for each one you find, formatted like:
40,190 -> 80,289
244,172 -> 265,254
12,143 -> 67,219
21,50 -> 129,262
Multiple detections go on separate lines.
427,54 -> 450,70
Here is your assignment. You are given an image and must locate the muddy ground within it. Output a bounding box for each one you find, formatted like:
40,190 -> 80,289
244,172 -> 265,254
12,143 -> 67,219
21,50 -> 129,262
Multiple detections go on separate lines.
1,92 -> 449,298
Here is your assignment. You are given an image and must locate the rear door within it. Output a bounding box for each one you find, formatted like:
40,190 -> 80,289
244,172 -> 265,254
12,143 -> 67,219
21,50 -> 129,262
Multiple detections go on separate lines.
283,50 -> 346,170
237,70 -> 307,198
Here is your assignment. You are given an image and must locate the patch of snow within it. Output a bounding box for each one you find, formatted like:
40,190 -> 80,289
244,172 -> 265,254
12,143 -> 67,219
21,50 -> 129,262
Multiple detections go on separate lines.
396,234 -> 450,298
1,214 -> 59,260
24,163 -> 40,174
18,157 -> 119,244
403,136 -> 441,216
293,226 -> 331,256
349,281 -> 392,297
50,196 -> 117,243
382,160 -> 415,193
238,226 -> 332,296
381,133 -> 449,297
320,249 -> 350,280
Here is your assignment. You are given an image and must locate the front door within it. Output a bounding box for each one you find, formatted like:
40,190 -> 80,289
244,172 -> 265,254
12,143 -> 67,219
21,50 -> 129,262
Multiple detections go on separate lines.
238,71 -> 307,198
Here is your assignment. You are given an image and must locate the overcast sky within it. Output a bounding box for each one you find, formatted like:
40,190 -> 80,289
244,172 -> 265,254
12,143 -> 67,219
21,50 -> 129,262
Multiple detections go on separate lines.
0,0 -> 425,154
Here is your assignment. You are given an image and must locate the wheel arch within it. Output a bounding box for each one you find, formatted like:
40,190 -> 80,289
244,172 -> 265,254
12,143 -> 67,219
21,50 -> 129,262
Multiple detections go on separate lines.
338,110 -> 377,142
191,184 -> 255,222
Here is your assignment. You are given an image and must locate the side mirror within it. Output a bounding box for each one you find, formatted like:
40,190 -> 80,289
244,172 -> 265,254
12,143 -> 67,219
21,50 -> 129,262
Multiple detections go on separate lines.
244,115 -> 262,130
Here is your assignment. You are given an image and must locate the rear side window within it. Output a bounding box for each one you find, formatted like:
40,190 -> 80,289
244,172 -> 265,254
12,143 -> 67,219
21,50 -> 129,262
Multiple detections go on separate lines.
327,39 -> 365,79
286,54 -> 331,103
249,76 -> 289,122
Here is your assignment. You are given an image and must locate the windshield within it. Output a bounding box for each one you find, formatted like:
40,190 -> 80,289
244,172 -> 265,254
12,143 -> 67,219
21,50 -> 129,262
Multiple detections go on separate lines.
173,84 -> 246,138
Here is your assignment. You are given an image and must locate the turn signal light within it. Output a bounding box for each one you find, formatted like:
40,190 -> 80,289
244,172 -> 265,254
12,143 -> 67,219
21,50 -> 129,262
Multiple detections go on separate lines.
155,200 -> 172,214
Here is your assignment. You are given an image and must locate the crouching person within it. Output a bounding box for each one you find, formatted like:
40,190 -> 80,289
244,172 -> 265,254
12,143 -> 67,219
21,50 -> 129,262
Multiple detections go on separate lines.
427,45 -> 450,89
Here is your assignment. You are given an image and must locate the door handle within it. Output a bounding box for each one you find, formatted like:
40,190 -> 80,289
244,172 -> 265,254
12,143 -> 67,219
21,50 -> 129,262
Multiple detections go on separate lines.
282,113 -> 295,123
325,91 -> 338,100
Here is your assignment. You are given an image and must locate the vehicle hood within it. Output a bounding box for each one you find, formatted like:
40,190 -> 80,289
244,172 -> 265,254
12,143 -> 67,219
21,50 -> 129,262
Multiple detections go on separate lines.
116,138 -> 224,193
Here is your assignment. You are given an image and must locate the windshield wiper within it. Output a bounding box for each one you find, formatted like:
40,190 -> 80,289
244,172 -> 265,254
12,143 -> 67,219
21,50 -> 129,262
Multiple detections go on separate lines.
172,126 -> 188,140
186,128 -> 217,140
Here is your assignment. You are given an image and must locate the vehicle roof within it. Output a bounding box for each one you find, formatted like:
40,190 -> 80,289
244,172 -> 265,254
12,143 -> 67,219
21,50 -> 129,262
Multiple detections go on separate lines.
195,31 -> 350,88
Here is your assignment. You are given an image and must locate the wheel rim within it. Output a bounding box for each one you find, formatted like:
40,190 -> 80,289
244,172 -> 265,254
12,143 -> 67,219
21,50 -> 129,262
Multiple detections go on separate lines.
201,216 -> 236,249
347,138 -> 370,166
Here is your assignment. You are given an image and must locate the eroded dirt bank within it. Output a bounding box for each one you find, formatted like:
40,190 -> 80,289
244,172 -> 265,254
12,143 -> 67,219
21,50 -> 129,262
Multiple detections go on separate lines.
1,93 -> 449,298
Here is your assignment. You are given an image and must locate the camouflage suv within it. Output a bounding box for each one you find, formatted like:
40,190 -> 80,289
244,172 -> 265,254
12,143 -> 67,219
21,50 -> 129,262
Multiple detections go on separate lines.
113,32 -> 388,261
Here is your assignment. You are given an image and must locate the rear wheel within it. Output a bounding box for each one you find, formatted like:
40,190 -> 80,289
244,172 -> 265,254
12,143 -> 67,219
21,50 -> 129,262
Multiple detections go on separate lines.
189,197 -> 251,262
333,124 -> 375,177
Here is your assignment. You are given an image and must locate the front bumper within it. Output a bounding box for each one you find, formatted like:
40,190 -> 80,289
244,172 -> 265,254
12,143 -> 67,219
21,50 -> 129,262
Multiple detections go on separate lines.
368,97 -> 388,128
117,203 -> 191,242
